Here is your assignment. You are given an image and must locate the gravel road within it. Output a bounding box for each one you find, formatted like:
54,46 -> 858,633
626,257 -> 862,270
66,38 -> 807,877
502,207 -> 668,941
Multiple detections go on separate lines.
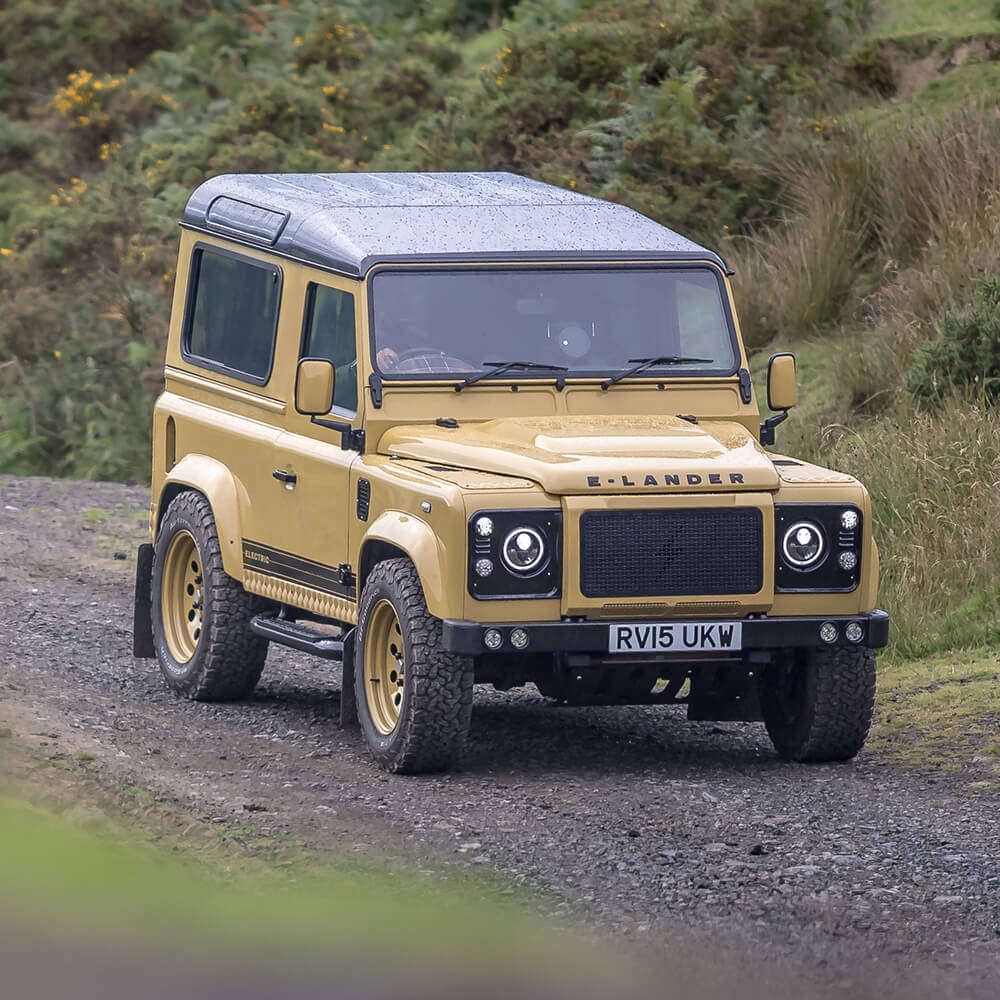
1,475 -> 998,998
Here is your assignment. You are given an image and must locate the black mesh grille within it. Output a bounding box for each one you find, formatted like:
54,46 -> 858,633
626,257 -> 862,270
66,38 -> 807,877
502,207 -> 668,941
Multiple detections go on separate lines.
579,508 -> 763,598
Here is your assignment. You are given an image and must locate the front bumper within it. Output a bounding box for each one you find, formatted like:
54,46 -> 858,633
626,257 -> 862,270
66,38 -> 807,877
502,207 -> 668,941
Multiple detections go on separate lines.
442,610 -> 889,655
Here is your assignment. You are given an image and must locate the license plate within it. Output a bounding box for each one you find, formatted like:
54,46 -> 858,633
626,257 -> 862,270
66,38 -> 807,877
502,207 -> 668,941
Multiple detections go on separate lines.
608,621 -> 742,654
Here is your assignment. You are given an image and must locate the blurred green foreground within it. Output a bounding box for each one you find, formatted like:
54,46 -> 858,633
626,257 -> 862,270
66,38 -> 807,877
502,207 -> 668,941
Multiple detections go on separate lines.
0,793 -> 792,1000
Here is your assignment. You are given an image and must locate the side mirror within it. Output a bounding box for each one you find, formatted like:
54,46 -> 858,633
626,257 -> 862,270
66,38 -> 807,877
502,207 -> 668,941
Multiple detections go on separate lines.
767,352 -> 797,411
295,358 -> 335,416
760,352 -> 796,447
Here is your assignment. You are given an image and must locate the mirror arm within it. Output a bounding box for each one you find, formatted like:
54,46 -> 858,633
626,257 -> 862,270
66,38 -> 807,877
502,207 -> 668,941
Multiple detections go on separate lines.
759,409 -> 788,447
311,416 -> 366,453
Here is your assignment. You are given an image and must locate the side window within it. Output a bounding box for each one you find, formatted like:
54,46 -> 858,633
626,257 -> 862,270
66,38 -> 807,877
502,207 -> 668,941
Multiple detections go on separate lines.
301,283 -> 358,415
183,246 -> 281,384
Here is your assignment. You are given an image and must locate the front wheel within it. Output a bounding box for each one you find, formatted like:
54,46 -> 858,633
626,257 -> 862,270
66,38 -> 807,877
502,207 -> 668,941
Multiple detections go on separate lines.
759,646 -> 876,763
355,558 -> 473,774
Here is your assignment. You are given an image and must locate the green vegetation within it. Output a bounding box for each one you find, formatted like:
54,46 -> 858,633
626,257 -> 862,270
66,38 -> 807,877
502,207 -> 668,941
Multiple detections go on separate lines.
906,277 -> 1000,404
871,647 -> 1000,774
1,1 -> 999,764
0,792 -> 661,994
873,0 -> 997,36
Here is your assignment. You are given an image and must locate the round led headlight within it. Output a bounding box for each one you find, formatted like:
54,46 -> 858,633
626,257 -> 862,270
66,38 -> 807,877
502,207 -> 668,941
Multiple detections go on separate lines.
782,521 -> 825,569
501,526 -> 546,575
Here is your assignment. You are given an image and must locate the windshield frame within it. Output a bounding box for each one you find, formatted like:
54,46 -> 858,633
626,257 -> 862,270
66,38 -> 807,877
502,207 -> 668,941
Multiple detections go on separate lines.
366,261 -> 742,384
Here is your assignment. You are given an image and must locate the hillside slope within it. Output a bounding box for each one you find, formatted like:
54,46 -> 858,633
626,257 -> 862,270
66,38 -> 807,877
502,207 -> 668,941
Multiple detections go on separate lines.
0,0 -> 998,662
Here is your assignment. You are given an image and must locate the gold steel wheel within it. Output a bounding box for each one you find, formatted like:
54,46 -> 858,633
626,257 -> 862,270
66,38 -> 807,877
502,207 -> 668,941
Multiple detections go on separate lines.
160,529 -> 204,663
364,598 -> 406,735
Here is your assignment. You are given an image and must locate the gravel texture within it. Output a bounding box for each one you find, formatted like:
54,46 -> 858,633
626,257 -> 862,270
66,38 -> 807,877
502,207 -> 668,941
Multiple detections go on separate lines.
1,475 -> 999,998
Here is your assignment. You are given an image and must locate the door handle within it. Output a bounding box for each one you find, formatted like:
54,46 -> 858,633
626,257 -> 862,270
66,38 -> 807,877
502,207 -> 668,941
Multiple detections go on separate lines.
272,469 -> 297,486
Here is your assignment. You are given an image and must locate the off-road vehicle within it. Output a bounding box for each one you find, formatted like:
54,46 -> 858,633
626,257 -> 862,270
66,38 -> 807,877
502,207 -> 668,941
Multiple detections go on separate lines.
134,171 -> 888,773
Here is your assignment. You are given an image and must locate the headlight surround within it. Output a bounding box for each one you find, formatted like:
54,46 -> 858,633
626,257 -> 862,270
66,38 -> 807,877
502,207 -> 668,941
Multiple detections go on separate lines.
468,509 -> 561,600
775,503 -> 862,593
781,521 -> 825,568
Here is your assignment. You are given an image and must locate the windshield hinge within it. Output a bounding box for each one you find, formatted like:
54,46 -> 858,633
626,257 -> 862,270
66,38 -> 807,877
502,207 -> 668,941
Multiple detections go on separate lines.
738,368 -> 753,404
677,413 -> 698,424
368,372 -> 383,409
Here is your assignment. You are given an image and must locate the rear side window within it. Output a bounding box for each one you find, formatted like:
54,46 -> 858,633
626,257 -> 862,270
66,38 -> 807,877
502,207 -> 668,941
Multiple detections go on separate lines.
301,283 -> 358,414
183,246 -> 281,384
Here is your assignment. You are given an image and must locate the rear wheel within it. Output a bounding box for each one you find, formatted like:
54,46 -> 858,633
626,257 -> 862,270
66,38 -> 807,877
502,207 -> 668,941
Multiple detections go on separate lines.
355,558 -> 473,774
152,491 -> 268,700
760,646 -> 876,762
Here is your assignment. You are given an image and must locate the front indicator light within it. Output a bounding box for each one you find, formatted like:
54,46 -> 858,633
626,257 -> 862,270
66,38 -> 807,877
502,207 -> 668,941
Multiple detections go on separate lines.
510,628 -> 529,650
484,629 -> 503,650
841,509 -> 859,530
819,622 -> 838,644
474,558 -> 494,578
474,516 -> 494,537
838,550 -> 858,571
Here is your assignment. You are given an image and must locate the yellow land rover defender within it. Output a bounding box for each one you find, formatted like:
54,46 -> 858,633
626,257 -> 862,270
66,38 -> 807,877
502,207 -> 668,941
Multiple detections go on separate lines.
133,171 -> 887,774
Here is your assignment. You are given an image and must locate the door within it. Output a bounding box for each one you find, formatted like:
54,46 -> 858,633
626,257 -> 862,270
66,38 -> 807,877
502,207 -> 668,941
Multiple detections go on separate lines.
247,279 -> 362,620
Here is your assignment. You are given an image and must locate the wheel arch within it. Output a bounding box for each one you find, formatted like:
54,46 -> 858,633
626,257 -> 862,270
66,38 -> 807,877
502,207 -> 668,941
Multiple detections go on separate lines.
359,512 -> 448,619
155,455 -> 247,579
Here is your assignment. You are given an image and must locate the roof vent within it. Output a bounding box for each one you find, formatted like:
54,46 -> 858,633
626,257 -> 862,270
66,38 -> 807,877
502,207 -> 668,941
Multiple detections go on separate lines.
205,196 -> 289,244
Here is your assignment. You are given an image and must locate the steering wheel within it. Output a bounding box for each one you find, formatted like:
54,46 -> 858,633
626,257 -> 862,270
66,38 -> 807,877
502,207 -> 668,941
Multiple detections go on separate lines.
395,348 -> 450,362
392,348 -> 473,371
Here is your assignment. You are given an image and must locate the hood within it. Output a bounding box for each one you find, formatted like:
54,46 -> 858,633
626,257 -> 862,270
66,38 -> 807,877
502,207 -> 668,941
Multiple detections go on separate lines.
378,415 -> 779,495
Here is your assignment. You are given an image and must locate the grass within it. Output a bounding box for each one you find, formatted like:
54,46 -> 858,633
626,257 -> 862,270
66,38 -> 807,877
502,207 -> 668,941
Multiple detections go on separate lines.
84,506 -> 108,523
872,647 -> 1000,777
0,790 -> 682,996
873,0 -> 999,37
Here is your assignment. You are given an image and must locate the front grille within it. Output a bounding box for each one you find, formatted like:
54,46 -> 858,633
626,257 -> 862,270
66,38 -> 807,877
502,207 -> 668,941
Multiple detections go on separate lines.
579,508 -> 763,598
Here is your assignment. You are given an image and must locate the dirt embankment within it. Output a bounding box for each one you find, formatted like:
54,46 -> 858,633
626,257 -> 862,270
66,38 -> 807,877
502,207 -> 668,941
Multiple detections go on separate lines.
1,475 -> 999,999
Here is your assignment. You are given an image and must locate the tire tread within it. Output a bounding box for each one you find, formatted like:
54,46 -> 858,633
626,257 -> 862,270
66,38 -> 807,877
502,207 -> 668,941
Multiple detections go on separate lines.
153,491 -> 268,701
355,558 -> 473,773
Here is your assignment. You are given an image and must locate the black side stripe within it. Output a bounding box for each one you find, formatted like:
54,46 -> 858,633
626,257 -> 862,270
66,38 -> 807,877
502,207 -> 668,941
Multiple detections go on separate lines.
242,539 -> 356,600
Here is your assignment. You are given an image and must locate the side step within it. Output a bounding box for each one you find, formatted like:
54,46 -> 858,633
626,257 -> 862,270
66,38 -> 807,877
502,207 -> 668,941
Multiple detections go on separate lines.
249,613 -> 359,729
250,613 -> 346,660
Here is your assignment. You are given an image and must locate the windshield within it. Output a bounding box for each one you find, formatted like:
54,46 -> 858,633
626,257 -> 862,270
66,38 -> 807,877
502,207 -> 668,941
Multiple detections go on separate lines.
369,265 -> 738,380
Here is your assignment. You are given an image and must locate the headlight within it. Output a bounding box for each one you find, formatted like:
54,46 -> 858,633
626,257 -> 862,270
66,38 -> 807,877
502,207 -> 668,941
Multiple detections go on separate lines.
468,509 -> 561,600
782,521 -> 825,568
775,504 -> 861,593
501,527 -> 545,575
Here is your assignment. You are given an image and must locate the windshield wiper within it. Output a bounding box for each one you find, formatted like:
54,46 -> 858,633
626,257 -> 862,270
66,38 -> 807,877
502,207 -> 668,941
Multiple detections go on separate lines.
455,360 -> 568,392
601,355 -> 713,390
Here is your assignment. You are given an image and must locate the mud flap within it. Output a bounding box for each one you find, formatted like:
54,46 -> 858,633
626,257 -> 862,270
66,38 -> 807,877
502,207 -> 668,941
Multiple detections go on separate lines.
339,627 -> 359,727
133,543 -> 155,658
687,664 -> 763,722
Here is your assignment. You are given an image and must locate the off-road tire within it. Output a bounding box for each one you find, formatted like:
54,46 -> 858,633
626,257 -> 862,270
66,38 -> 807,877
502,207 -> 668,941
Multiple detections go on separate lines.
151,491 -> 268,700
355,558 -> 473,774
760,646 -> 876,763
